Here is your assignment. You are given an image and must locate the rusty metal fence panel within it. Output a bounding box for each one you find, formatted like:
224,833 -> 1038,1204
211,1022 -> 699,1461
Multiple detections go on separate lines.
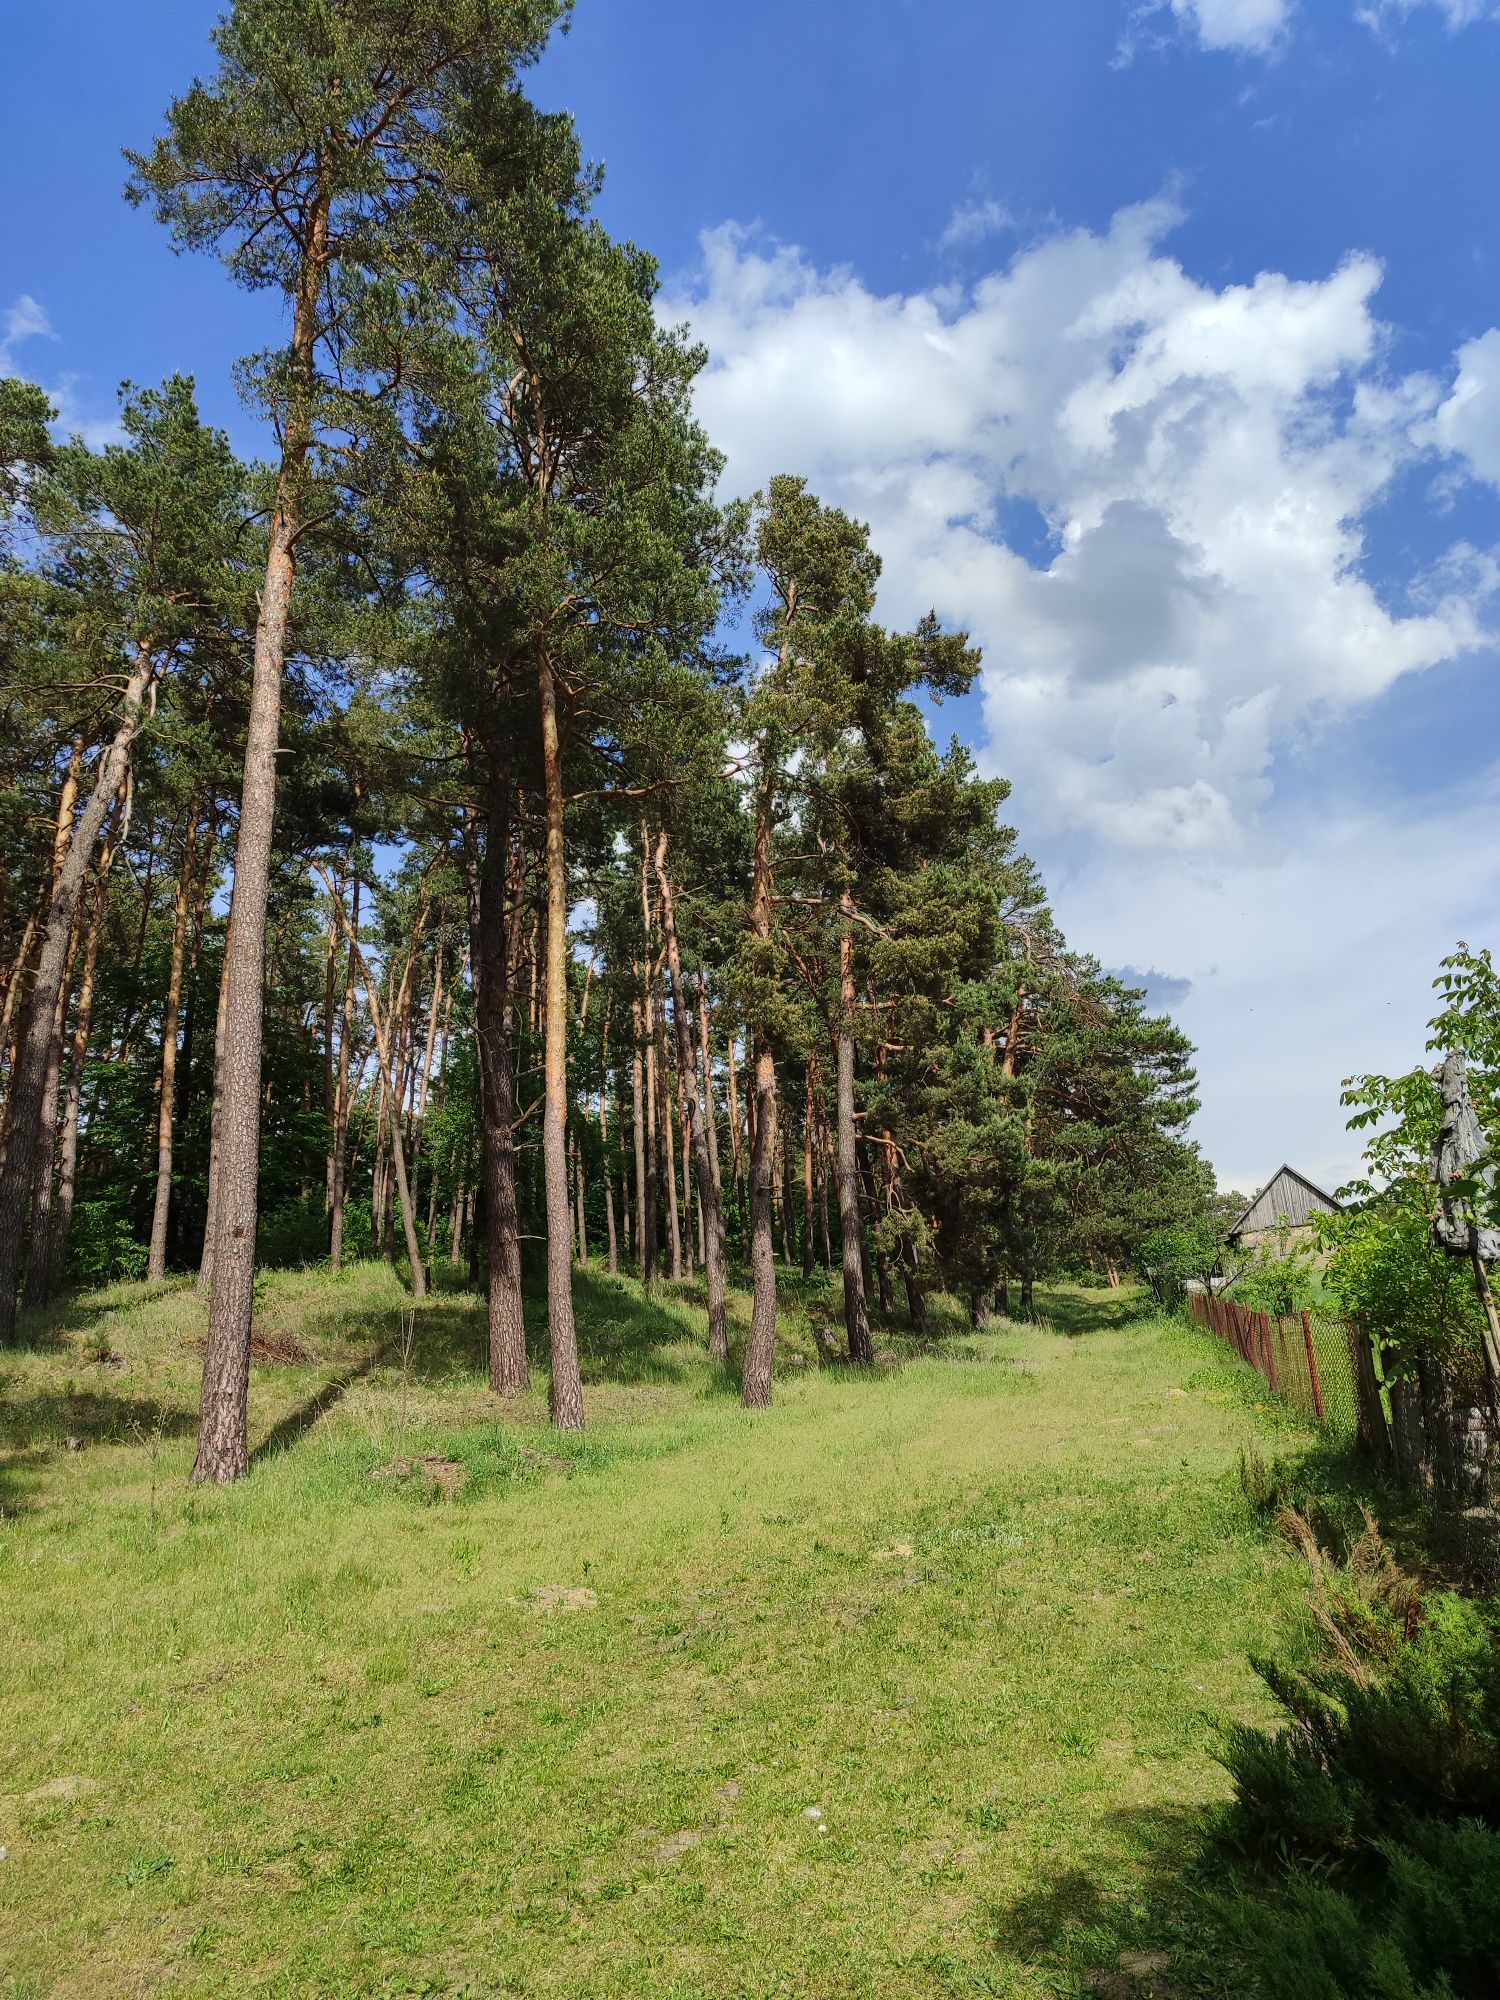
1188,1293 -> 1381,1445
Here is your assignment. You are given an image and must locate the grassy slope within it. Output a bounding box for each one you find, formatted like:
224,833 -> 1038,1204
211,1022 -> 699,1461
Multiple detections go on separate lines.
1,1264 -> 1310,1999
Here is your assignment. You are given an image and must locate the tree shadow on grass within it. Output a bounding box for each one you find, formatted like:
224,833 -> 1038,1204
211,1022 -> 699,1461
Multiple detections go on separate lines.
987,1801 -> 1244,1997
396,1272 -> 709,1392
248,1351 -> 385,1466
0,1378 -> 200,1455
1034,1287 -> 1156,1339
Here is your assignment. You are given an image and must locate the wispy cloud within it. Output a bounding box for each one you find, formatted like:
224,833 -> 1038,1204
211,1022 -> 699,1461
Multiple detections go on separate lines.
938,198 -> 1014,254
0,292 -> 121,448
0,293 -> 55,374
1358,0 -> 1500,30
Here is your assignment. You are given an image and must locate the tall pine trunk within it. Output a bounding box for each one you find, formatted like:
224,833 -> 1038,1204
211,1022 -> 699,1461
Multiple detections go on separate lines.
654,833 -> 729,1362
50,792 -> 125,1291
147,806 -> 201,1280
469,781 -> 527,1395
328,877 -> 358,1271
600,1010 -> 619,1277
742,765 -> 779,1407
835,893 -> 873,1362
537,653 -> 584,1428
655,979 -> 682,1281
0,654 -> 156,1345
194,188 -> 329,1481
801,1068 -> 817,1279
631,997 -> 652,1282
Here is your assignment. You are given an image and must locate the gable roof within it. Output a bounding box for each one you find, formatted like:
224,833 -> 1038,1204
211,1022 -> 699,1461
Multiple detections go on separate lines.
1226,1164 -> 1343,1240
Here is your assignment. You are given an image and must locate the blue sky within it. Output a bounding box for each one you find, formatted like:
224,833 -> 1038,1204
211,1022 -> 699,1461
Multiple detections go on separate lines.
4,0 -> 1500,1193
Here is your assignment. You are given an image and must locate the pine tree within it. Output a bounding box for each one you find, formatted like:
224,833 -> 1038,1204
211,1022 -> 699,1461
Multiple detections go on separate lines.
128,0 -> 565,1478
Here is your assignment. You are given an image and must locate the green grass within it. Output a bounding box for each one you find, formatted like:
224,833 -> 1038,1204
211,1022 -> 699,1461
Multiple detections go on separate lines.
1,1261 -> 1317,1998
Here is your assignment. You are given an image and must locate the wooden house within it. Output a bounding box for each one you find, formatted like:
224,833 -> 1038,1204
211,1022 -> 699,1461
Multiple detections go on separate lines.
1225,1164 -> 1342,1257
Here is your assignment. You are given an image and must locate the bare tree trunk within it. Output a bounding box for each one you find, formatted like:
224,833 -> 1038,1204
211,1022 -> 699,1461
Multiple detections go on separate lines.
572,1129 -> 588,1265
678,1052 -> 696,1279
817,1115 -> 833,1271
50,790 -> 126,1290
743,765 -> 780,1408
697,978 -> 723,1203
20,929 -> 79,1308
631,995 -> 652,1283
3,739 -> 82,1084
146,806 -> 201,1280
0,656 -> 157,1346
423,967 -> 454,1245
197,914 -> 232,1298
537,652 -> 584,1429
468,779 -> 527,1396
653,832 -> 729,1362
835,895 -> 872,1362
600,1009 -> 618,1278
328,879 -> 358,1272
656,988 -> 682,1280
195,187 -> 330,1482
801,1067 -> 817,1279
343,929 -> 426,1298
725,1025 -> 746,1221
779,1113 -> 796,1268
407,936 -> 444,1233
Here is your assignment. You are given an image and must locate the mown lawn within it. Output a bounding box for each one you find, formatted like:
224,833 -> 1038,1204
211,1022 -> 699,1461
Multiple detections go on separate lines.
1,1263 -> 1313,1998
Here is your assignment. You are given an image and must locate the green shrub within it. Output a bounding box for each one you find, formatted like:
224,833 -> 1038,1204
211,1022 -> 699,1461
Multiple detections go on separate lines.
256,1200 -> 329,1269
1213,1515 -> 1500,1997
65,1199 -> 147,1288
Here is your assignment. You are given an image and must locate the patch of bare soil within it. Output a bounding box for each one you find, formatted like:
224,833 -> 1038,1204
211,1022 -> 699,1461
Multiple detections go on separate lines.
24,1775 -> 102,1803
250,1325 -> 314,1365
371,1454 -> 466,1498
1087,1952 -> 1183,1999
527,1585 -> 597,1613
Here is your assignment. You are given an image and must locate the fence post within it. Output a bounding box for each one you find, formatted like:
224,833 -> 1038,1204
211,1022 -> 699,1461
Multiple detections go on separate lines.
1300,1309 -> 1326,1423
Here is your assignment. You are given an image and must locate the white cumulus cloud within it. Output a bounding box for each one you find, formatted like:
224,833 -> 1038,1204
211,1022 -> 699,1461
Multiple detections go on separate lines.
666,202 -> 1484,852
663,205 -> 1500,1184
1428,329 -> 1500,488
1170,0 -> 1294,51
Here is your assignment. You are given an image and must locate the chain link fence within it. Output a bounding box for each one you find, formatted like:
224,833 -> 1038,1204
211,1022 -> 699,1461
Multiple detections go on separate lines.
1188,1292 -> 1387,1450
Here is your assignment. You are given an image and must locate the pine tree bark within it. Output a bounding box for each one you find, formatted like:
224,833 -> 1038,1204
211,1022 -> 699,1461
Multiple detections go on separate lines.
801,1067 -> 817,1279
344,930 -> 426,1298
655,981 -> 682,1280
328,877 -> 359,1272
697,978 -> 723,1203
196,914 -> 232,1297
835,896 -> 873,1362
632,995 -> 653,1283
147,805 -> 201,1280
537,650 -> 585,1429
653,832 -> 729,1362
0,656 -> 157,1345
50,791 -> 126,1290
725,1025 -> 746,1222
468,782 -> 527,1396
194,185 -> 330,1481
600,1010 -> 619,1278
742,764 -> 780,1407
20,931 -> 79,1309
572,1130 -> 587,1264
